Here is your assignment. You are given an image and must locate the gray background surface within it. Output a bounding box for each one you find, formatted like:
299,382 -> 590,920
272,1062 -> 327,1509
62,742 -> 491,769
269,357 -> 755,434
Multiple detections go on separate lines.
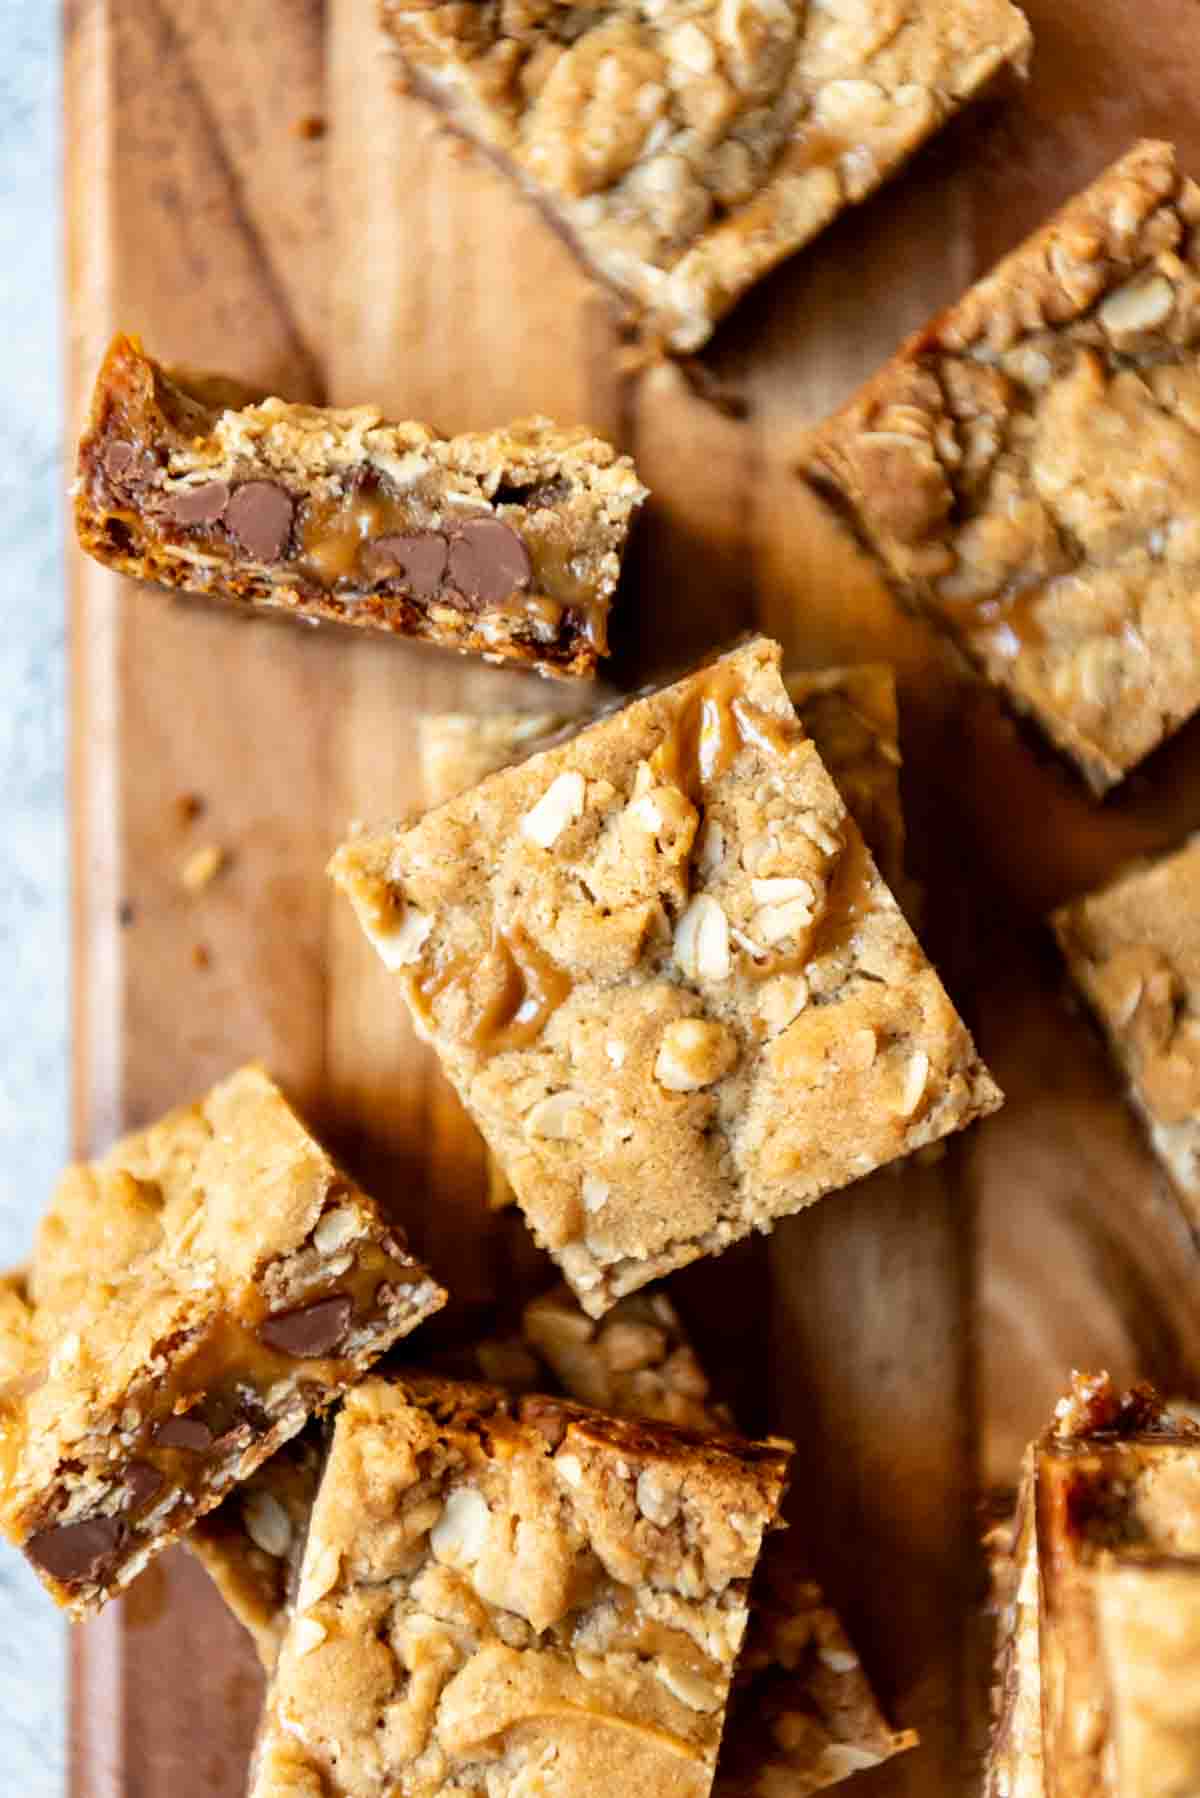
0,2 -> 68,1789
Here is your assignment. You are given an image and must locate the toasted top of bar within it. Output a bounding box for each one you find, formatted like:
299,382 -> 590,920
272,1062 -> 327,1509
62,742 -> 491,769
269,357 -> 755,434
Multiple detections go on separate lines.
785,664 -> 905,891
0,1066 -> 432,1519
81,335 -> 640,509
418,661 -> 904,884
523,1284 -> 734,1434
1039,1372 -> 1200,1563
252,1373 -> 791,1798
1053,836 -> 1200,1138
802,141 -> 1200,790
381,0 -> 1030,351
334,637 -> 998,1313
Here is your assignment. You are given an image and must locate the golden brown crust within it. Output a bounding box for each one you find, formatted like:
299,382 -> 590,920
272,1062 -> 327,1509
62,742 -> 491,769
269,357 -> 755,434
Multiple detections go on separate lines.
380,0 -> 1031,352
75,335 -> 646,677
1053,836 -> 1200,1212
0,1065 -> 445,1618
249,1373 -> 791,1798
802,141 -> 1200,793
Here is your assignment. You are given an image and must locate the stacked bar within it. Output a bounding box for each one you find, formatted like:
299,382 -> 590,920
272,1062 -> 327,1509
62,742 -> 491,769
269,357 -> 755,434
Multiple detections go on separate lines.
986,1371 -> 1200,1796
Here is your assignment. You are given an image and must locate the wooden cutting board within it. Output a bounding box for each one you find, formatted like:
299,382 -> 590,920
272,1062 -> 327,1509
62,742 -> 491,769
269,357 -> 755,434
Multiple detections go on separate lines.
65,2 -> 1200,1792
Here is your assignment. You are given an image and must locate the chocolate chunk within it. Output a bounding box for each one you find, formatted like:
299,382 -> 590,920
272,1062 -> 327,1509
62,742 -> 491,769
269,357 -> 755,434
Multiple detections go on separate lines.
211,1422 -> 254,1460
103,440 -> 135,481
165,481 -> 230,527
225,481 -> 295,561
154,1414 -> 214,1452
125,1462 -> 165,1512
26,1515 -> 123,1587
447,518 -> 532,604
367,531 -> 448,597
258,1295 -> 353,1358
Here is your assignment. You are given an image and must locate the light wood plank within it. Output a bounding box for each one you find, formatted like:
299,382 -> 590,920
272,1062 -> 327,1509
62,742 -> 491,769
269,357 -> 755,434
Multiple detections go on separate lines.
66,1 -> 330,1791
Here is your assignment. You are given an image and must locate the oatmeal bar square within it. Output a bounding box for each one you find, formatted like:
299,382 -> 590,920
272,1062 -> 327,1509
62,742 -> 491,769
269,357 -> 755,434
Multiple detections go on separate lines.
249,1375 -> 790,1798
194,1278 -> 913,1789
985,1373 -> 1200,1798
75,335 -> 646,677
334,635 -> 1000,1316
0,1065 -> 445,1617
801,141 -> 1200,793
380,0 -> 1031,353
1052,833 -> 1200,1213
418,663 -> 908,1215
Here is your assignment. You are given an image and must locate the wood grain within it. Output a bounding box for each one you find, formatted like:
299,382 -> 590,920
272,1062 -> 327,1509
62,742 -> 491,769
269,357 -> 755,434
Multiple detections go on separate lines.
67,2 -> 331,1792
66,1 -> 1200,1793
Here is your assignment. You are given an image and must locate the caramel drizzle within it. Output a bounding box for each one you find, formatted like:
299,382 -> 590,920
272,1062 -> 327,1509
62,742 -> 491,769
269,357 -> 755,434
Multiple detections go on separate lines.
742,828 -> 878,990
959,577 -> 1052,663
412,925 -> 572,1055
10,1240 -> 412,1550
651,665 -> 798,800
807,825 -> 878,960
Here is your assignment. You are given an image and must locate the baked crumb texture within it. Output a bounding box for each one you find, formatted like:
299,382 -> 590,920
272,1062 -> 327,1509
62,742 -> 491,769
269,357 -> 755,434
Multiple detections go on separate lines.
249,1374 -> 791,1798
335,636 -> 1000,1318
379,0 -> 1031,353
74,334 -> 646,677
0,1065 -> 446,1619
524,1285 -> 917,1795
417,662 -> 908,1218
187,1423 -> 325,1670
984,1371 -> 1200,1798
802,140 -> 1200,794
192,1272 -> 914,1790
782,664 -> 906,896
1053,833 -> 1200,1213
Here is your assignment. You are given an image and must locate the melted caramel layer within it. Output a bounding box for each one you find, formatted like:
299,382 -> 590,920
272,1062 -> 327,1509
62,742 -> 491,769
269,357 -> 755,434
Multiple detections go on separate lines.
12,1239 -> 423,1582
651,665 -> 798,800
412,926 -> 573,1056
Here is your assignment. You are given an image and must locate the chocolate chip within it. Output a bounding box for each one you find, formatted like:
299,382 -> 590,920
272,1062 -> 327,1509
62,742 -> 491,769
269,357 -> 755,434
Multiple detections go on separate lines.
26,1516 -> 123,1586
258,1295 -> 353,1358
447,518 -> 532,604
225,481 -> 295,561
165,481 -> 230,527
125,1462 -> 165,1512
154,1415 -> 214,1452
211,1423 -> 254,1460
103,440 -> 135,482
366,531 -> 448,597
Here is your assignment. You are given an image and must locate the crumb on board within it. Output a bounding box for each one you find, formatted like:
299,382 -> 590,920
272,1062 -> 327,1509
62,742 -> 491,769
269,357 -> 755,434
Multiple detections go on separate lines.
180,844 -> 226,893
192,943 -> 211,971
294,113 -> 325,139
118,900 -> 136,928
176,792 -> 206,826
